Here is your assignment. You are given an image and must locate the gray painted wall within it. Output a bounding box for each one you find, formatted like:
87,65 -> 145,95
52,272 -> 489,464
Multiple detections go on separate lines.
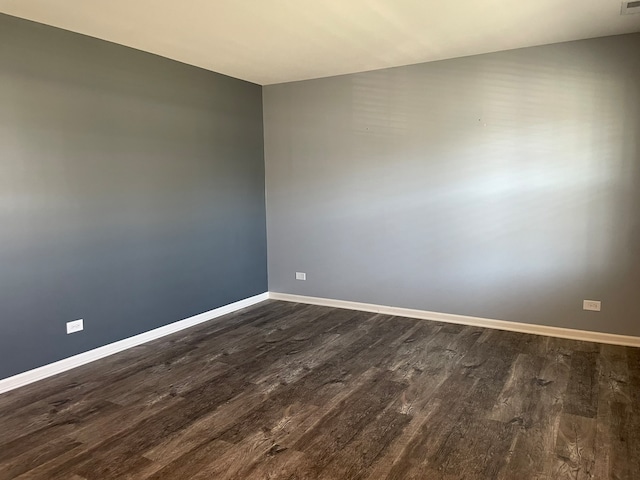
0,14 -> 267,379
264,33 -> 640,337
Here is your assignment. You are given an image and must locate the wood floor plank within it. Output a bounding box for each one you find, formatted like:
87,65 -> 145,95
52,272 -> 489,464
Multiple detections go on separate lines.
288,370 -> 408,479
10,397 -> 185,480
564,351 -> 599,418
1,300 -> 638,480
488,353 -> 546,424
216,317 -> 414,444
432,418 -> 518,479
593,344 -> 631,480
241,449 -> 307,480
626,346 -> 640,477
496,350 -> 572,479
45,368 -> 253,478
424,348 -> 521,478
0,399 -> 119,462
0,436 -> 82,480
553,413 -> 597,480
376,329 -> 521,480
317,406 -> 412,480
364,328 -> 495,479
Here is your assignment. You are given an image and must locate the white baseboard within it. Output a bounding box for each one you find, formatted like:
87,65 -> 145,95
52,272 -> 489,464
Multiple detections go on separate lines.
269,292 -> 640,348
0,292 -> 269,395
3,290 -> 637,396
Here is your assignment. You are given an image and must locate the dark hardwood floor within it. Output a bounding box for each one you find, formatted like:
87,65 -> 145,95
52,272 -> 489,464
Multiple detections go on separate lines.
0,300 -> 638,479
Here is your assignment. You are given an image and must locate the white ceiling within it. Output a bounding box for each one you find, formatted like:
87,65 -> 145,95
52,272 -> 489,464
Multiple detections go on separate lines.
1,0 -> 639,85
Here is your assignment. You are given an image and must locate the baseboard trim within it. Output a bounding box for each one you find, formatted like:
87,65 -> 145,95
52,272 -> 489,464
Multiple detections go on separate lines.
0,292 -> 269,395
3,290 -> 637,395
269,292 -> 640,348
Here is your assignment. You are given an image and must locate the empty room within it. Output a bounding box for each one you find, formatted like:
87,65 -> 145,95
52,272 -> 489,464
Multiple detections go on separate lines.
1,1 -> 639,479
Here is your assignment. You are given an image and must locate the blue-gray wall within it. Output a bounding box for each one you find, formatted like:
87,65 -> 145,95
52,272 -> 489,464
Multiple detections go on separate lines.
0,14 -> 267,379
264,33 -> 640,337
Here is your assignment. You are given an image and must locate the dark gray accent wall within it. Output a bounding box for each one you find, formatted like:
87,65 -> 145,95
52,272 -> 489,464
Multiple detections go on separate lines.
264,33 -> 640,337
0,14 -> 267,379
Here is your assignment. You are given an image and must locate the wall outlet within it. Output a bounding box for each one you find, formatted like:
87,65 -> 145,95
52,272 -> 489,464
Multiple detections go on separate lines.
583,300 -> 601,312
67,319 -> 84,334
295,272 -> 306,281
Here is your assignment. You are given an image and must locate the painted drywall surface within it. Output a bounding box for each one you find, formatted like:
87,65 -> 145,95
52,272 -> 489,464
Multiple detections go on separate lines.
264,34 -> 640,336
0,14 -> 267,379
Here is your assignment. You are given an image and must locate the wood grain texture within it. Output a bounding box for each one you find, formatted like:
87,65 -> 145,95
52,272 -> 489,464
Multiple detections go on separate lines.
0,300 -> 638,480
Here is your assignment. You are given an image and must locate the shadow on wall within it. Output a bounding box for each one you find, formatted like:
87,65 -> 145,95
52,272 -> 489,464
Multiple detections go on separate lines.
345,58 -> 631,283
264,35 -> 640,335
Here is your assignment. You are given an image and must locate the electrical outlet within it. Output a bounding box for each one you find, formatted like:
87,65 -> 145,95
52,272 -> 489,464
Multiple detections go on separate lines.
67,319 -> 84,334
583,300 -> 601,312
295,272 -> 306,281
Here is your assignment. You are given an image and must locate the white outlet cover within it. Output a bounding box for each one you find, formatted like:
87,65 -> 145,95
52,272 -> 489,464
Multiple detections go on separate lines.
67,319 -> 84,334
295,272 -> 306,281
583,300 -> 601,312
